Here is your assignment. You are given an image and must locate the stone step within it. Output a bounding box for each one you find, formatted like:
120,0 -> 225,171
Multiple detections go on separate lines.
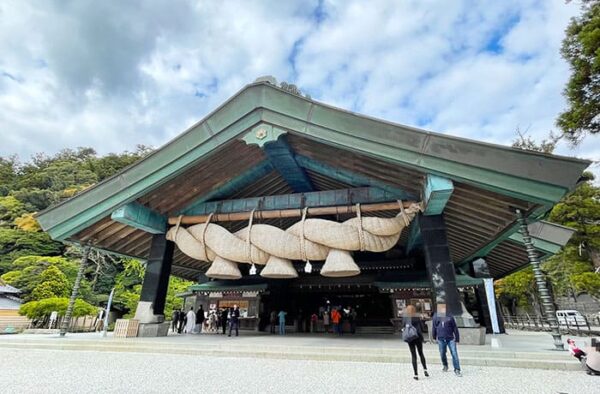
0,338 -> 573,360
0,340 -> 580,371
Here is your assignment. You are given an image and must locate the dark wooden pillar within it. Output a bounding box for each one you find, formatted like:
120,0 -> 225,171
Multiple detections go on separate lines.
418,214 -> 463,319
135,234 -> 174,323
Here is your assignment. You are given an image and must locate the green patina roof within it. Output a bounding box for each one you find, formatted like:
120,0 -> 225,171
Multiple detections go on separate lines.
36,79 -> 590,242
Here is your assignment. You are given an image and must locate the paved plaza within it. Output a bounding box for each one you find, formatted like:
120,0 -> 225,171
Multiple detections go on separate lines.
0,330 -> 598,393
0,347 -> 597,394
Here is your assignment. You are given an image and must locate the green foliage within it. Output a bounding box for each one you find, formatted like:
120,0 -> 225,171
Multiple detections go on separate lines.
548,179 -> 600,268
30,265 -> 71,300
0,228 -> 64,274
541,246 -> 594,297
570,272 -> 600,299
0,196 -> 26,224
495,268 -> 536,308
19,297 -> 97,319
558,0 -> 600,142
14,213 -> 41,232
110,259 -> 145,316
0,146 -> 162,320
164,276 -> 191,318
1,256 -> 77,301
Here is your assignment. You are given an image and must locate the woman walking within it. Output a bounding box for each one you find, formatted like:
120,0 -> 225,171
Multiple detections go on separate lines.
402,305 -> 429,380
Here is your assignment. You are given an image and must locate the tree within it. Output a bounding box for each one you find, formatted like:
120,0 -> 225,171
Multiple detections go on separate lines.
14,213 -> 41,232
511,128 -> 561,153
19,297 -> 97,320
548,178 -> 600,269
0,196 -> 26,225
29,265 -> 71,300
570,272 -> 600,301
557,0 -> 600,143
0,229 -> 64,274
495,268 -> 541,313
541,246 -> 594,298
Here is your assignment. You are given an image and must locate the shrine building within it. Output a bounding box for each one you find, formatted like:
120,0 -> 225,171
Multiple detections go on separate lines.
36,77 -> 590,342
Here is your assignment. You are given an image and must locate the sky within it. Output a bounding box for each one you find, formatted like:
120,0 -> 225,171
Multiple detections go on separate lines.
0,0 -> 598,177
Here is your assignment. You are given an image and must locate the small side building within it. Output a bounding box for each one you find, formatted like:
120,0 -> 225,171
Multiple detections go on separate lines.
0,279 -> 29,333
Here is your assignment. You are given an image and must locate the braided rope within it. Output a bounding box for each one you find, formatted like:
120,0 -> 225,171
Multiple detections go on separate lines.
174,215 -> 183,236
300,207 -> 308,262
356,203 -> 365,252
247,209 -> 256,265
166,202 -> 423,272
398,200 -> 410,227
201,213 -> 214,262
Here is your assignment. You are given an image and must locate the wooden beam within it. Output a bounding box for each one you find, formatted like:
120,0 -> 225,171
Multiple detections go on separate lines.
262,135 -> 313,192
423,174 -> 453,215
168,200 -> 417,225
180,161 -> 274,215
179,186 -> 408,217
294,155 -> 417,200
405,221 -> 422,254
111,202 -> 167,234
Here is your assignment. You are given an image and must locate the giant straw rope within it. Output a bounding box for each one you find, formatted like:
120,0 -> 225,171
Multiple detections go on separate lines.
166,201 -> 422,279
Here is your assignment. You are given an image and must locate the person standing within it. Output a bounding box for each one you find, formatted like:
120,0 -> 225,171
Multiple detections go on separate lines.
402,305 -> 429,380
432,303 -> 462,377
171,308 -> 180,333
196,305 -> 205,334
331,308 -> 341,336
178,309 -> 186,334
310,313 -> 318,333
278,309 -> 287,335
323,310 -> 330,334
270,310 -> 277,334
348,307 -> 357,334
185,307 -> 196,334
228,305 -> 240,337
220,307 -> 228,335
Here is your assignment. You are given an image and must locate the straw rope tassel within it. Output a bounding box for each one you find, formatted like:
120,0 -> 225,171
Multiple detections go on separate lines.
167,201 -> 423,278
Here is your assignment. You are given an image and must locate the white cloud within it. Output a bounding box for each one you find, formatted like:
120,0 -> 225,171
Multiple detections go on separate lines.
0,0 -> 597,179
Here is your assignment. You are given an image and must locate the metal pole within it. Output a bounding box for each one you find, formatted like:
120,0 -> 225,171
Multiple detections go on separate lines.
102,287 -> 115,338
60,244 -> 92,337
515,209 -> 564,350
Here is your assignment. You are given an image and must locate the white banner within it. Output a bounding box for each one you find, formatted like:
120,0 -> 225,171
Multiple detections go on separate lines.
483,278 -> 500,334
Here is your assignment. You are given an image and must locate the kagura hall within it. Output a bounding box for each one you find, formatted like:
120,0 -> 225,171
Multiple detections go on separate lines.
37,77 -> 590,342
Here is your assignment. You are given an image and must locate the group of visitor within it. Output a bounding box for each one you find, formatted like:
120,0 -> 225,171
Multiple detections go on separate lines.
401,303 -> 462,380
268,306 -> 358,335
567,337 -> 600,376
171,304 -> 241,337
323,306 -> 357,335
269,309 -> 288,335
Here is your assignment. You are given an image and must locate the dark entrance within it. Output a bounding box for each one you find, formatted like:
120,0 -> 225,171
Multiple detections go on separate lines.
260,282 -> 393,333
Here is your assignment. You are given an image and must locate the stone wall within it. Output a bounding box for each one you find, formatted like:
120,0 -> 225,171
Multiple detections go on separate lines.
555,293 -> 600,315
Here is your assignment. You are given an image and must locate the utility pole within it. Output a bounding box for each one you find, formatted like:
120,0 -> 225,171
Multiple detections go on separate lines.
60,243 -> 92,337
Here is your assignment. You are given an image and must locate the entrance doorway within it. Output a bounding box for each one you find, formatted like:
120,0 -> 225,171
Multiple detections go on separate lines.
260,286 -> 393,333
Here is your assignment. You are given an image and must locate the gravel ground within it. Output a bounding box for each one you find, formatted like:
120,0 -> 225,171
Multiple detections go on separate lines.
0,348 -> 597,394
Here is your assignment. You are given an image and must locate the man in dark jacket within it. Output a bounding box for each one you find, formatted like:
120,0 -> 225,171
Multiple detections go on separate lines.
228,305 -> 240,337
220,307 -> 228,335
171,309 -> 180,333
432,303 -> 462,377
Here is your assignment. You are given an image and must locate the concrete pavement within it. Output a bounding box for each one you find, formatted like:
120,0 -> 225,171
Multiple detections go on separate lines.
0,346 -> 597,394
